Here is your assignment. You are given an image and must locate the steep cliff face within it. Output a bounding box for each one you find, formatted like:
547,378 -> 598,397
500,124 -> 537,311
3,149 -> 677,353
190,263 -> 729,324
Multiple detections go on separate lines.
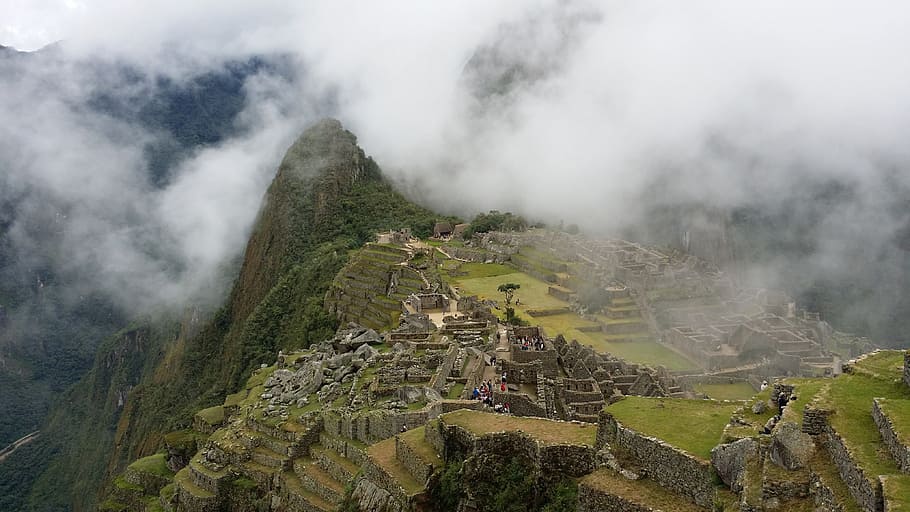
3,119 -> 443,511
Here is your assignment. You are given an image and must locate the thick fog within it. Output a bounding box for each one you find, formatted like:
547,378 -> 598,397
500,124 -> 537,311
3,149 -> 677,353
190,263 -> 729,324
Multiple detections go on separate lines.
4,1 -> 910,338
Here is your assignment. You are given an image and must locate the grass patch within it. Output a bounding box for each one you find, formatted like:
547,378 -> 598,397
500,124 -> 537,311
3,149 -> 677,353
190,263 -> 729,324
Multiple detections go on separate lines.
399,426 -> 442,467
455,262 -> 517,279
882,474 -> 910,512
694,382 -> 757,401
128,453 -> 173,478
195,405 -> 225,426
853,350 -> 907,378
446,382 -> 466,399
442,409 -> 597,446
606,397 -> 740,459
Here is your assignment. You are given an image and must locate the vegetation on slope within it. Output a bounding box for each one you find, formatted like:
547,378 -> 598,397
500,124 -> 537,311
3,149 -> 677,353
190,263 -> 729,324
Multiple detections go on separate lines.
10,119 -> 444,510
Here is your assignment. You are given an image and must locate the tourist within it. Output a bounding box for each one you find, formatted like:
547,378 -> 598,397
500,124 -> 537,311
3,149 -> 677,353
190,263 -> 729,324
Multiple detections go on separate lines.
501,371 -> 507,384
472,387 -> 480,400
777,392 -> 789,415
500,381 -> 506,392
760,380 -> 768,391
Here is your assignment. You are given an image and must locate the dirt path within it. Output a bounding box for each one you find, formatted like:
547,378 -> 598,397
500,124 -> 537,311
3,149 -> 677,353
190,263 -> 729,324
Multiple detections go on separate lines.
0,430 -> 40,463
482,325 -> 511,384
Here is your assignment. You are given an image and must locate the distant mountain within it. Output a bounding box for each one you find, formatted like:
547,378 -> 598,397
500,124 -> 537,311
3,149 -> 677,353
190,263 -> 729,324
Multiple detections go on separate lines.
0,44 -> 300,511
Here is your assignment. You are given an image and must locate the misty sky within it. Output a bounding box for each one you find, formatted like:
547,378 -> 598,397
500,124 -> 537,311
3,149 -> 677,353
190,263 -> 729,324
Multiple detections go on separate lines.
4,1 -> 910,326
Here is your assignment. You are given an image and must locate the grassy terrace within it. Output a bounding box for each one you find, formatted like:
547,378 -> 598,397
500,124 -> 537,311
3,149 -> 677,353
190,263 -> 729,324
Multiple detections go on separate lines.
780,378 -> 829,425
606,397 -> 741,460
441,409 -> 597,446
448,262 -> 696,371
694,382 -> 757,401
398,426 -> 442,467
580,469 -> 709,512
878,398 -> 910,448
816,351 -> 910,481
366,437 -> 424,495
128,453 -> 173,478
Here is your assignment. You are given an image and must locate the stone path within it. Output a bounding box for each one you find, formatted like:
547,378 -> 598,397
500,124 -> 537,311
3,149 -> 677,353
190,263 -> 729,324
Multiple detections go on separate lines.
0,430 -> 40,462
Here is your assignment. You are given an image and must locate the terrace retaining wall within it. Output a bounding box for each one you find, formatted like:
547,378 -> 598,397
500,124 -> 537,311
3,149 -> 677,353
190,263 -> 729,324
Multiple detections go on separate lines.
597,410 -> 716,508
824,423 -> 882,512
576,479 -> 663,512
872,398 -> 910,474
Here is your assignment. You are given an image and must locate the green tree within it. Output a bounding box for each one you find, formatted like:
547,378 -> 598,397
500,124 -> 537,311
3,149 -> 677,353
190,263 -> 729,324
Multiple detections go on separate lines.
497,283 -> 521,305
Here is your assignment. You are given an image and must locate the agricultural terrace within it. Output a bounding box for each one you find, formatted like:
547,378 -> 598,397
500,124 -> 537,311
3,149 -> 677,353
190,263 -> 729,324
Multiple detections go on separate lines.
605,397 -> 741,460
817,351 -> 910,478
441,409 -> 597,446
442,255 -> 697,371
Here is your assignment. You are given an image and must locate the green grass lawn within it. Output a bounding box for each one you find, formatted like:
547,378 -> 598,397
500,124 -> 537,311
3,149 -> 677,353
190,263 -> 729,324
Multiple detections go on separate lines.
853,350 -> 907,378
453,262 -> 516,279
694,382 -> 757,401
441,409 -> 597,446
606,397 -> 741,459
453,272 -> 566,310
455,269 -> 696,371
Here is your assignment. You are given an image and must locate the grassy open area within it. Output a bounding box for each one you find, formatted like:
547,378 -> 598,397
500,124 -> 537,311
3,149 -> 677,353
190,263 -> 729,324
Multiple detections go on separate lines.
453,268 -> 697,371
694,382 -> 757,401
580,469 -> 709,512
853,350 -> 907,377
606,397 -> 741,459
453,272 -> 566,310
450,262 -> 516,279
441,409 -> 597,446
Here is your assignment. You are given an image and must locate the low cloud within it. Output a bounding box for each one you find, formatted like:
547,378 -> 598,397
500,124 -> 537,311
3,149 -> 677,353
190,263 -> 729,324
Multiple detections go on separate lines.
4,1 -> 910,339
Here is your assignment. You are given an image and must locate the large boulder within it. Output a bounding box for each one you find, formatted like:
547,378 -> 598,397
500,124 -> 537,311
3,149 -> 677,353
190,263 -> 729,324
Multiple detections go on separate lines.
769,421 -> 815,470
354,343 -> 380,361
711,437 -> 758,492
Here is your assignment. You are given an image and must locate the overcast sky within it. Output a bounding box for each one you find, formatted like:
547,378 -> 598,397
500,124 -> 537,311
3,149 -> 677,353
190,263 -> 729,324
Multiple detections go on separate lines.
4,1 -> 910,327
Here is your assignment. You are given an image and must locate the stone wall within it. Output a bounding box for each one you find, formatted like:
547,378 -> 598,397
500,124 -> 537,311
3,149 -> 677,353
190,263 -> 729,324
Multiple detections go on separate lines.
801,400 -> 832,436
824,423 -> 881,512
493,391 -> 547,418
576,480 -> 657,512
598,411 -> 716,508
430,345 -> 458,391
872,398 -> 910,473
396,436 -> 434,484
438,419 -> 596,481
500,360 -> 540,384
362,453 -> 410,506
810,470 -> 850,512
510,348 -> 559,377
904,352 -> 910,388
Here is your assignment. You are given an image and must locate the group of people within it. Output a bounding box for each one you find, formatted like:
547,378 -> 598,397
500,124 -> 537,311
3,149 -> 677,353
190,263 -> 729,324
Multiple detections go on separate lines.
470,379 -> 511,413
516,335 -> 546,351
